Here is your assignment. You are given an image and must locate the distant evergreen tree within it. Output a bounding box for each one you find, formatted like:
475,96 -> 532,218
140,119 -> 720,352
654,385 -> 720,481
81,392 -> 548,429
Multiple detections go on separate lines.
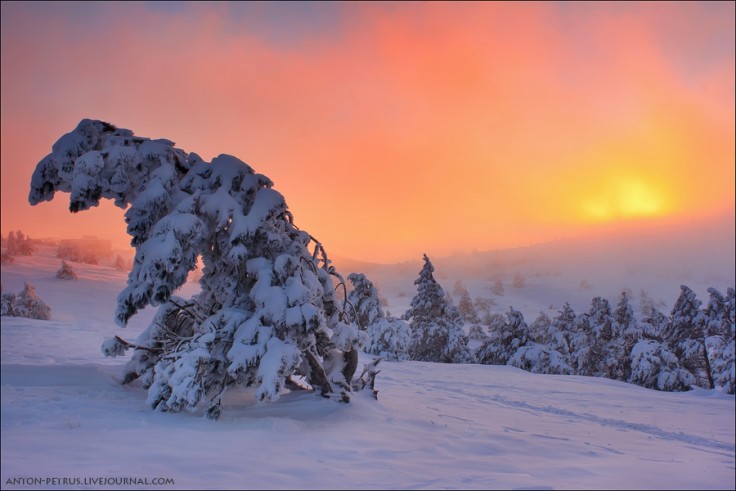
491,279 -> 504,296
6,231 -> 17,256
512,272 -> 525,289
664,285 -> 713,389
472,297 -> 496,324
639,288 -> 655,318
453,279 -> 466,298
56,260 -> 78,280
14,231 -> 34,256
404,254 -> 470,363
457,287 -> 479,323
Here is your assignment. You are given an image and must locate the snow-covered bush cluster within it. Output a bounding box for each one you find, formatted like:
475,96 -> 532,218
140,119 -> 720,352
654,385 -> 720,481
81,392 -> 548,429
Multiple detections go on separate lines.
55,260 -> 78,280
29,119 -> 378,418
1,281 -> 52,320
349,255 -> 733,394
2,230 -> 34,260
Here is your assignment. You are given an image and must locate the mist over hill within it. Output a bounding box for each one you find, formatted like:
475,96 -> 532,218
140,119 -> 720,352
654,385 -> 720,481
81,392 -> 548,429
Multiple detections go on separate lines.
332,212 -> 735,320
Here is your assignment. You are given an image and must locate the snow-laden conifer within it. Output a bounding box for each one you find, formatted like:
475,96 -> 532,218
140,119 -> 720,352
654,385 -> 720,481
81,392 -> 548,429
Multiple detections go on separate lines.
56,260 -> 78,280
347,273 -> 384,330
29,119 -> 377,417
664,285 -> 713,389
348,273 -> 411,360
403,254 -> 470,363
628,339 -> 694,391
457,287 -> 480,324
704,287 -> 735,393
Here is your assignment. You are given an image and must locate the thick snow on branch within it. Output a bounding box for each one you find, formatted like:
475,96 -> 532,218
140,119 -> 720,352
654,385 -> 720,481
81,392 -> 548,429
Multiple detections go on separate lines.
29,119 -> 374,416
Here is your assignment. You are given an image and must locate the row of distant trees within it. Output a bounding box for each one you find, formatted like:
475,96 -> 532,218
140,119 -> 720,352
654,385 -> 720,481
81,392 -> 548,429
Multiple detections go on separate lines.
347,255 -> 735,394
1,230 -> 35,263
1,231 -> 132,271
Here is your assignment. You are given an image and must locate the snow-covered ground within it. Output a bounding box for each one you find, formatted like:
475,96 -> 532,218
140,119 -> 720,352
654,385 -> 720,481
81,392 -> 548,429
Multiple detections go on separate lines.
1,245 -> 734,490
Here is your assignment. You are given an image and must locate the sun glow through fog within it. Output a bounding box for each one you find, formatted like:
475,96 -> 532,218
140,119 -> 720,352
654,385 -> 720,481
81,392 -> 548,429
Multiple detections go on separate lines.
1,2 -> 733,263
583,176 -> 668,221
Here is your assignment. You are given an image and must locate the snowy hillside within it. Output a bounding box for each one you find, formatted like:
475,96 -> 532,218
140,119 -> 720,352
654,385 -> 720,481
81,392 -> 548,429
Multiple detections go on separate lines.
1,246 -> 734,490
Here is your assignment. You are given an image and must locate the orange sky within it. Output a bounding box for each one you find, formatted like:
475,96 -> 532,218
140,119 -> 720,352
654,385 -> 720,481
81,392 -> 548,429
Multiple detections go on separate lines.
1,2 -> 734,263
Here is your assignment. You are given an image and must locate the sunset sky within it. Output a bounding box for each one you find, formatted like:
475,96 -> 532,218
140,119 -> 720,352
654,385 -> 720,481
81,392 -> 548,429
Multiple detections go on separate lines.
1,1 -> 734,263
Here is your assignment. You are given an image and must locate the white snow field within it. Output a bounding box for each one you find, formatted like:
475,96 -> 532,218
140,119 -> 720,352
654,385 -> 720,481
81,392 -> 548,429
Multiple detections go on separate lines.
1,246 -> 734,490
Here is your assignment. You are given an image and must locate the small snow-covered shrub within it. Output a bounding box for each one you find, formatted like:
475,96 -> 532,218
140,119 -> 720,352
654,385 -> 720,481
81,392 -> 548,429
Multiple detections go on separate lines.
56,260 -> 78,280
0,282 -> 51,320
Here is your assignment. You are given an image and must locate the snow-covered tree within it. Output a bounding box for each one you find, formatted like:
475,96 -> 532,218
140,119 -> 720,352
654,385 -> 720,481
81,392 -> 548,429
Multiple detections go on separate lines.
512,272 -> 525,289
477,307 -> 529,365
346,272 -> 412,361
529,311 -> 552,344
29,119 -> 377,418
56,260 -> 78,280
704,287 -> 735,394
467,324 -> 488,341
347,273 -> 384,330
639,289 -> 655,318
664,285 -> 713,389
611,291 -> 640,381
614,291 -> 638,338
1,282 -> 52,320
1,292 -> 18,316
570,297 -> 613,377
457,287 -> 480,324
629,339 -> 694,391
403,254 -> 470,363
551,302 -> 577,359
640,307 -> 668,340
14,231 -> 34,256
491,279 -> 504,296
472,297 -> 496,324
363,314 -> 413,361
453,279 -> 466,298
507,343 -> 573,375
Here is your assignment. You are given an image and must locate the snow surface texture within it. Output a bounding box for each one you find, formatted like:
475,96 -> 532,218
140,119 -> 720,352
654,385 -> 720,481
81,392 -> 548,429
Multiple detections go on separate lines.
1,246 -> 734,490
